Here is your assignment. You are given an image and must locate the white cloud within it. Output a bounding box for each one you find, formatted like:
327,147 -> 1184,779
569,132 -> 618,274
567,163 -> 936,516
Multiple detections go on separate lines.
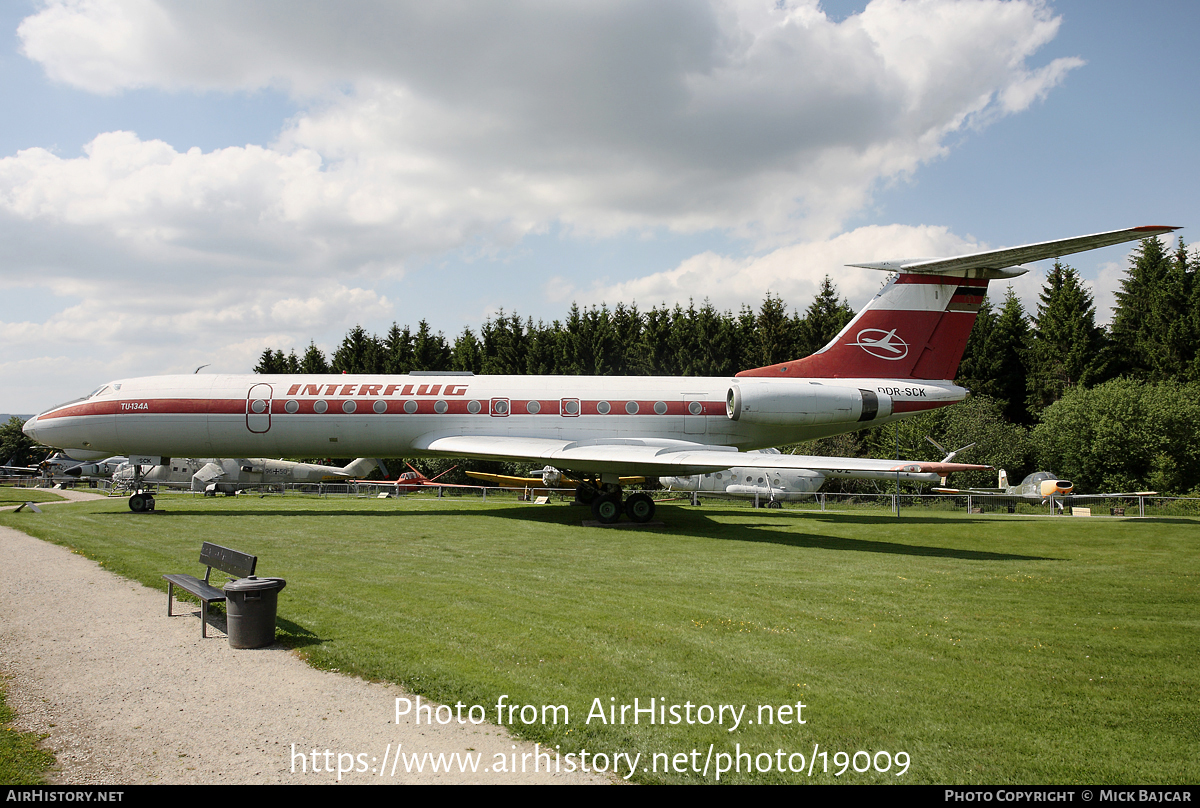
552,223 -> 982,313
14,0 -> 1081,245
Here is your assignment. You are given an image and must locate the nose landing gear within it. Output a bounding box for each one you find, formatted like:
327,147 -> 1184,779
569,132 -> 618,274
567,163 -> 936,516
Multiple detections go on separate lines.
129,491 -> 155,512
126,462 -> 155,512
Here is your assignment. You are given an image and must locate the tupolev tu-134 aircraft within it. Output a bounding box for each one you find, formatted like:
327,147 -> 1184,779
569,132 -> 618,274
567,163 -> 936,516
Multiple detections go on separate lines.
23,226 -> 1177,523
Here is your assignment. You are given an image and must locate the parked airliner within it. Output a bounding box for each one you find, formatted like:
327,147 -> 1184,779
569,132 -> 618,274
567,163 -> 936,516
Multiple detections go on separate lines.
23,226 -> 1176,523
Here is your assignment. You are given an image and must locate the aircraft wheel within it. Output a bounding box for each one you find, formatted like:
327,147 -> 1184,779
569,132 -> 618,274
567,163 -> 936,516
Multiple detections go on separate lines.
625,493 -> 655,523
129,493 -> 147,512
575,483 -> 597,505
768,500 -> 783,509
591,494 -> 622,524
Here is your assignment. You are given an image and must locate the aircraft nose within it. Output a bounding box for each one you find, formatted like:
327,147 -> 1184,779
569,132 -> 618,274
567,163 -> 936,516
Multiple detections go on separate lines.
22,415 -> 38,440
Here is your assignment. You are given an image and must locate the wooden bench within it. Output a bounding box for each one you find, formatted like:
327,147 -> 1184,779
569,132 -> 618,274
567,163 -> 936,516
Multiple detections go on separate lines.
164,542 -> 257,637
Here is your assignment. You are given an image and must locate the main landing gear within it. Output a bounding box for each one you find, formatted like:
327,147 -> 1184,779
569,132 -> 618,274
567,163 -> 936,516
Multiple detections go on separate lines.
575,482 -> 656,525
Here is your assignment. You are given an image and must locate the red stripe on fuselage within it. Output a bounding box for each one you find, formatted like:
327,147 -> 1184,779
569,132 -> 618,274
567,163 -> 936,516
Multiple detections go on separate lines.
40,397 -> 721,418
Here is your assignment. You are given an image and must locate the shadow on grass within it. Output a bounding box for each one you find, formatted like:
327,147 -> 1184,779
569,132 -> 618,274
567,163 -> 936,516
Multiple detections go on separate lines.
275,617 -> 324,650
94,502 -> 1054,561
715,524 -> 1055,560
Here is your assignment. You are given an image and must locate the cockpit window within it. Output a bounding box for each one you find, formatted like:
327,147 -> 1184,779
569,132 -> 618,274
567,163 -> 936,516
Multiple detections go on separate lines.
88,385 -> 111,398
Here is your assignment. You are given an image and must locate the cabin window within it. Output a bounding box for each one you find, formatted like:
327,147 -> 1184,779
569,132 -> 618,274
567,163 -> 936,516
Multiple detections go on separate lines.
284,400 -> 299,413
654,401 -> 667,414
468,400 -> 482,414
688,401 -> 703,415
373,400 -> 387,413
313,400 -> 328,414
434,400 -> 448,414
342,400 -> 357,414
625,401 -> 639,415
403,400 -> 418,414
526,400 -> 541,414
597,401 -> 611,415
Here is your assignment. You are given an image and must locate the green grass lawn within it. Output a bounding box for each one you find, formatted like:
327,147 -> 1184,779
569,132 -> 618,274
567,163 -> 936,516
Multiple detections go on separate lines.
2,494 -> 1196,784
0,486 -> 66,504
0,678 -> 56,785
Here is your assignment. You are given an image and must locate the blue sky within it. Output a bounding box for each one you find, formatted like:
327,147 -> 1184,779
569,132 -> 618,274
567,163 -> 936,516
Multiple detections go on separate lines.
1,1 -> 1197,413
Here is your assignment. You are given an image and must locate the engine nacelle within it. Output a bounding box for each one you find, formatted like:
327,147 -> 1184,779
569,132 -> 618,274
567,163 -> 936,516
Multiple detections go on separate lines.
726,382 -> 892,426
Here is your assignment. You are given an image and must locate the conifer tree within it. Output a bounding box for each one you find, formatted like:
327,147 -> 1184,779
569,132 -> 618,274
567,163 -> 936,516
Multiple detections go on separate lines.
412,320 -> 450,371
253,348 -> 286,374
299,342 -> 329,374
331,325 -> 383,373
383,324 -> 414,374
754,293 -> 793,368
955,296 -> 997,394
524,319 -> 562,375
795,276 -> 854,358
1109,237 -> 1172,379
450,327 -> 482,373
1026,262 -> 1105,414
990,287 -> 1033,424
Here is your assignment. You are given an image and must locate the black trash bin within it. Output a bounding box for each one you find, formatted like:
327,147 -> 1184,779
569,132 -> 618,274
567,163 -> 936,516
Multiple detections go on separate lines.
224,576 -> 287,649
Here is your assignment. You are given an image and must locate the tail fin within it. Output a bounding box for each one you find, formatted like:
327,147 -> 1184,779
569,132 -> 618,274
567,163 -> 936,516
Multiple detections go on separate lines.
736,226 -> 1181,381
342,458 -> 383,478
737,274 -> 988,380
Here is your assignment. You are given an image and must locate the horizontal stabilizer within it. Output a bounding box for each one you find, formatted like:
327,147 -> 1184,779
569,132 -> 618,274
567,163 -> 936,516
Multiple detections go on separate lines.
848,225 -> 1179,279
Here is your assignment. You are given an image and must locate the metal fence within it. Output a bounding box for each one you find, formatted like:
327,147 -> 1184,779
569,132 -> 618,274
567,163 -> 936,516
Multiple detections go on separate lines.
665,491 -> 1200,518
5,476 -> 1199,517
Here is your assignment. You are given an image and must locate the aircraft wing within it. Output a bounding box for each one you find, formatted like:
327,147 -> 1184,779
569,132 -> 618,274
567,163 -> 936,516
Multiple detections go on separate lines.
848,225 -> 1179,279
415,435 -> 988,481
465,471 -> 547,487
1079,491 -> 1158,498
931,487 -> 1006,495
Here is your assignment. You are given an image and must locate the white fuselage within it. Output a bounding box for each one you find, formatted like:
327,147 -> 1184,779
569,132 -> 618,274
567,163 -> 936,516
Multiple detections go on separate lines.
24,373 -> 964,474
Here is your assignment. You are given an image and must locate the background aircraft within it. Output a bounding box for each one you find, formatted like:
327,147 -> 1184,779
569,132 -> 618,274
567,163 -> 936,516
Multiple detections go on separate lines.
935,470 -> 1157,503
360,462 -> 490,494
114,457 -> 384,504
2,457 -> 40,475
662,443 -> 985,507
3,451 -> 102,479
61,456 -> 127,480
935,470 -> 1073,500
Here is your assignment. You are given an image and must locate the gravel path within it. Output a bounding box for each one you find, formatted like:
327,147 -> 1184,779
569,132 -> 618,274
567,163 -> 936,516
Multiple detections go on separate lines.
0,493 -> 607,785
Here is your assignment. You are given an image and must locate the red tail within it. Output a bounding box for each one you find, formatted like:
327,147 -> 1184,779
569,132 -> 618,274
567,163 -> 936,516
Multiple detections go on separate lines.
737,274 -> 988,381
